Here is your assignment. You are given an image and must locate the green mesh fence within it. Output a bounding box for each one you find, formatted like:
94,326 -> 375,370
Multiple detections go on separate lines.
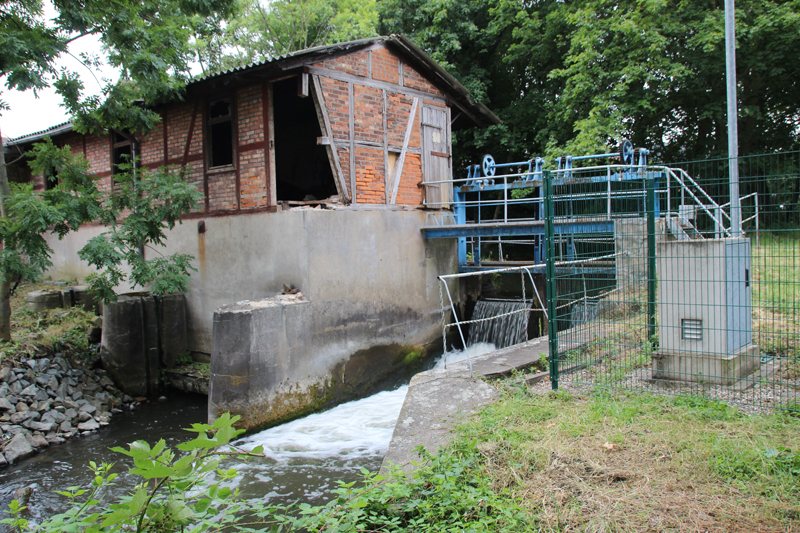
546,152 -> 800,412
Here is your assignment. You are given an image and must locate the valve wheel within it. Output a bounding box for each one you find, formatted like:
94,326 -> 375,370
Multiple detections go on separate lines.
481,154 -> 496,177
620,140 -> 634,165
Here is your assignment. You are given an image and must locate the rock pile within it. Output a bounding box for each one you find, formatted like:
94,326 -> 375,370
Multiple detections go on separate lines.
0,356 -> 134,466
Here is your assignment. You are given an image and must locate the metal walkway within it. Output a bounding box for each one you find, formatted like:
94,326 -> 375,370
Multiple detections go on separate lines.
421,144 -> 752,273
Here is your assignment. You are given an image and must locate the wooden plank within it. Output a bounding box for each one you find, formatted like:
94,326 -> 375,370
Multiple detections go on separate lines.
307,66 -> 445,105
266,83 -> 276,206
238,140 -> 267,152
389,97 -> 419,204
161,110 -> 168,166
310,74 -> 349,202
182,102 -> 199,166
202,101 -> 209,212
297,72 -> 309,98
332,140 -> 420,154
398,59 -> 404,87
445,105 -> 453,205
382,89 -> 389,203
348,81 -> 355,200
421,105 -> 450,207
233,92 -> 241,210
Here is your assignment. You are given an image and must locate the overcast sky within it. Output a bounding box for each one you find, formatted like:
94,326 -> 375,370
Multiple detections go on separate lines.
1,31 -> 117,140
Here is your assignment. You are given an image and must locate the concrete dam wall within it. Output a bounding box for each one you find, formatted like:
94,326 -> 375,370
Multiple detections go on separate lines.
44,207 -> 459,430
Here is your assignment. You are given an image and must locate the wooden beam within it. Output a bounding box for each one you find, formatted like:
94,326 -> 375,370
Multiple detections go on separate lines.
297,72 -> 309,98
182,102 -> 199,166
310,74 -> 349,202
398,59 -> 404,87
265,83 -> 276,206
306,66 -> 446,105
161,110 -> 168,166
383,89 -> 389,203
348,81 -> 355,200
233,92 -> 241,210
389,97 -> 419,204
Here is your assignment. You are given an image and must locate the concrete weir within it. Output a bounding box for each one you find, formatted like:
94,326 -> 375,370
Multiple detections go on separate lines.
382,338 -> 547,473
209,294 -> 440,431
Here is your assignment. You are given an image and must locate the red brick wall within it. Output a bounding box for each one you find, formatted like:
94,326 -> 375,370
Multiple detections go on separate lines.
237,85 -> 265,145
316,43 -> 447,206
320,50 -> 369,77
237,85 -> 268,209
355,146 -> 385,204
139,123 -> 164,166
372,48 -> 399,84
239,148 -> 267,208
354,85 -> 382,144
207,171 -> 237,211
320,77 -> 349,138
24,42 -> 450,212
403,63 -> 439,95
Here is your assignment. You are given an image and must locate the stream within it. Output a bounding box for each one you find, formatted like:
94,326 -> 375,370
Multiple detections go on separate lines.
0,344 -> 494,527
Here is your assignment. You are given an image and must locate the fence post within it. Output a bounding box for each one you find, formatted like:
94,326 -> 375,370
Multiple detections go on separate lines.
544,170 -> 559,390
646,175 -> 657,343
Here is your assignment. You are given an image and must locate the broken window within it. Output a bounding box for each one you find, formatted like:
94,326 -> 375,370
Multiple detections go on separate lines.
273,78 -> 337,202
208,99 -> 234,168
112,131 -> 132,178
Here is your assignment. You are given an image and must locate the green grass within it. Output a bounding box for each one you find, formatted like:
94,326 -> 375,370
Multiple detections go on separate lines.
455,387 -> 800,532
2,281 -> 99,366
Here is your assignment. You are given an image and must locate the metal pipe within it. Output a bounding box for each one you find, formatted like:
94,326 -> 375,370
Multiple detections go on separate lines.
438,278 -> 472,374
725,0 -> 742,237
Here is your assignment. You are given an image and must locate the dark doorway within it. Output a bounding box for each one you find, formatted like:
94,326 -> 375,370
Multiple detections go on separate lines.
272,78 -> 338,201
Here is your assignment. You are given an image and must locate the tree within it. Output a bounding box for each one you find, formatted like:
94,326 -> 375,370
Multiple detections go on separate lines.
194,0 -> 379,74
379,0 -> 800,165
0,0 -> 235,340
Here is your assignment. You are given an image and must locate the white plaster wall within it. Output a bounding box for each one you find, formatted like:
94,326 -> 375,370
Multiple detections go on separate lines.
43,207 -> 457,354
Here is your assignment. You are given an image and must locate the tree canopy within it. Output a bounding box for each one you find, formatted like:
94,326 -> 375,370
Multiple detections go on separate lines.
378,0 -> 800,165
193,0 -> 379,74
0,0 -> 236,340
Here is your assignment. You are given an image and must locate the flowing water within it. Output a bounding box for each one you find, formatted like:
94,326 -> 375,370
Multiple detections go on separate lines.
467,299 -> 529,349
0,344 -> 495,526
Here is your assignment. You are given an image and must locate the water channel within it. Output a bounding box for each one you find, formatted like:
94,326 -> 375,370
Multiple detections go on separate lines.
0,343 -> 495,528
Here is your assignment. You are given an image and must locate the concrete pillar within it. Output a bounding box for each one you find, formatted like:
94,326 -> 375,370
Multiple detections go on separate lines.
101,293 -> 167,397
27,290 -> 63,312
157,294 -> 188,369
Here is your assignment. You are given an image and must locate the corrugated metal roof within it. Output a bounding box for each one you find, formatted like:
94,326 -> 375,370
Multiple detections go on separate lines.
6,34 -> 500,145
189,36 -> 388,85
4,121 -> 74,147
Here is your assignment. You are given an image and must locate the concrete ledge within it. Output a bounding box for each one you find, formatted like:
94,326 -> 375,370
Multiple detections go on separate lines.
653,344 -> 760,385
382,339 -> 546,473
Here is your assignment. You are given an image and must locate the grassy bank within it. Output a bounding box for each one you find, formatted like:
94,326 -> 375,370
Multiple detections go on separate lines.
450,384 -> 800,532
1,281 -> 99,366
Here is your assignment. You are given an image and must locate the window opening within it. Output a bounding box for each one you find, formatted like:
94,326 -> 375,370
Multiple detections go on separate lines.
273,78 -> 337,202
112,131 -> 133,176
208,99 -> 234,168
387,151 -> 400,179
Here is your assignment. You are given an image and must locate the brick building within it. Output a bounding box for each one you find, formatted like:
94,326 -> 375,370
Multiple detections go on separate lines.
8,35 -> 497,215
5,36 -> 499,427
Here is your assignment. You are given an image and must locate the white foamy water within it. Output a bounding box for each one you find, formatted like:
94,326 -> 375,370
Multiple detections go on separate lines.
234,342 -> 496,463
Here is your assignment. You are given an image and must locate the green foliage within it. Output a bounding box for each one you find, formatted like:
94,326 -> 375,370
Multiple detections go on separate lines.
77,159 -> 203,302
0,141 -> 98,285
194,0 -> 379,74
1,411 -> 533,533
1,137 -> 202,303
379,0 -> 800,165
1,0 -> 235,132
308,443 -> 531,532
